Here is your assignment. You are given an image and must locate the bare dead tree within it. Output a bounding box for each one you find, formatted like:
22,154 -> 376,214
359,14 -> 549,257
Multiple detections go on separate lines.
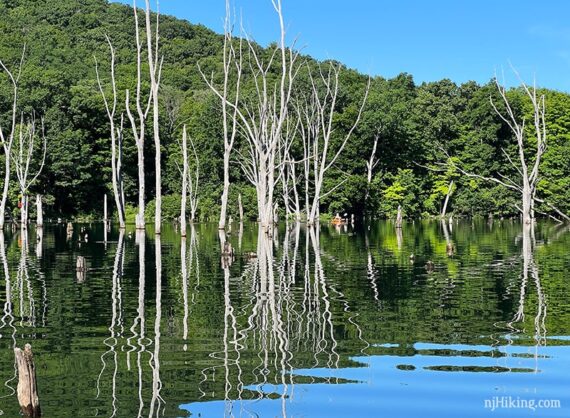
491,73 -> 544,225
364,134 -> 380,212
125,1 -> 148,230
238,193 -> 244,222
200,0 -> 242,230
95,36 -> 126,228
180,125 -> 200,236
163,85 -> 183,138
0,46 -> 26,229
143,0 -> 164,234
299,63 -> 370,226
125,0 -> 163,231
12,114 -> 47,229
205,0 -> 301,230
277,115 -> 299,221
187,135 -> 199,223
35,194 -> 43,228
447,70 -> 549,224
180,125 -> 189,237
295,90 -> 318,222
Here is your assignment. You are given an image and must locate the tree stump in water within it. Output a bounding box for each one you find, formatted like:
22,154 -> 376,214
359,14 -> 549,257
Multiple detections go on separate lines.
14,344 -> 41,417
36,195 -> 43,228
395,205 -> 403,228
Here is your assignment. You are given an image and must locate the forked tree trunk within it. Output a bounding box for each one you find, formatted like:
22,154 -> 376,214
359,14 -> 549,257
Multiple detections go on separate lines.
299,63 -> 370,226
125,1 -> 161,231
450,70 -> 548,224
200,0 -> 241,231
12,117 -> 46,230
202,0 -> 296,232
95,37 -> 126,228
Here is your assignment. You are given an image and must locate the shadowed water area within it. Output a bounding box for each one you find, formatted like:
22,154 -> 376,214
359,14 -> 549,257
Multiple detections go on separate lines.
0,220 -> 568,417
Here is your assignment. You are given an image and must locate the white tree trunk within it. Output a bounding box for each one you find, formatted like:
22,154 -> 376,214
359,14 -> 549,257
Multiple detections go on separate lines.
95,37 -> 126,228
0,47 -> 25,229
200,0 -> 240,231
365,135 -> 379,210
522,181 -> 532,225
187,133 -> 199,223
13,116 -> 46,231
441,180 -> 453,218
180,126 -> 188,237
396,205 -> 403,228
140,0 -> 164,234
0,155 -> 11,229
112,121 -> 126,228
104,193 -> 108,223
20,194 -> 27,228
219,151 -> 230,230
289,162 -> 301,221
238,193 -> 243,222
451,70 -> 548,224
126,3 -> 148,231
126,1 -> 161,231
135,144 -> 145,229
36,194 -> 43,227
300,64 -> 370,226
203,0 -> 297,232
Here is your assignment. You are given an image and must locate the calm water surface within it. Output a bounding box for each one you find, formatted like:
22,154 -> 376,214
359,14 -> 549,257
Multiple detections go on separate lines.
0,220 -> 569,417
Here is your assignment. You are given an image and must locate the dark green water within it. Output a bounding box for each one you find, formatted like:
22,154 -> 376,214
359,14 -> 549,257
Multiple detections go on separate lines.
0,220 -> 569,417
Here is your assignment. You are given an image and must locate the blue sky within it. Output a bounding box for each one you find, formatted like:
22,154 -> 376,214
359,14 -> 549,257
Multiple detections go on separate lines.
113,0 -> 570,91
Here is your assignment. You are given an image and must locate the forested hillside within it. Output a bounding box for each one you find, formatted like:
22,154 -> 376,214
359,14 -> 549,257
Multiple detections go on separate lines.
1,0 -> 569,221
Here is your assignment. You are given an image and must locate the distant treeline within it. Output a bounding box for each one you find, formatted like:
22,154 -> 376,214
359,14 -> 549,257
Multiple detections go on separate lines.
0,0 -> 569,221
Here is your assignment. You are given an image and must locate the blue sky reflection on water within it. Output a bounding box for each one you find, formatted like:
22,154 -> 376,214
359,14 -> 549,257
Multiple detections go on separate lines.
182,343 -> 569,417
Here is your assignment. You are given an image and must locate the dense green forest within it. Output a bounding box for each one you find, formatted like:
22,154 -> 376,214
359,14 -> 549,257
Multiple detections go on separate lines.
1,0 -> 570,222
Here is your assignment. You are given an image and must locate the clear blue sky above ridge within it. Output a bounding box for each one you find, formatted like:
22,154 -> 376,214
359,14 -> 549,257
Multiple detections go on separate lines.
112,0 -> 570,92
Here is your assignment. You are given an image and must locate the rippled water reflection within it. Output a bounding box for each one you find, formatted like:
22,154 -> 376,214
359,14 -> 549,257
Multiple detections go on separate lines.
0,220 -> 569,417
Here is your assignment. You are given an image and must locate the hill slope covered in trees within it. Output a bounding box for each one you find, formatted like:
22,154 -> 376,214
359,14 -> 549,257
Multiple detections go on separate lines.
1,0 -> 570,221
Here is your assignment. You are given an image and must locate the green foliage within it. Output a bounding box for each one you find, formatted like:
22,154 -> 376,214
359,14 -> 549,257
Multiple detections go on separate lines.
0,0 -> 569,221
379,169 -> 422,218
145,194 -> 182,222
123,204 -> 138,224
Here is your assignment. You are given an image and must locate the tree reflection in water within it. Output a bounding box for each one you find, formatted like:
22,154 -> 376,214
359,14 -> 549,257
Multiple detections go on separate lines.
503,224 -> 548,372
0,221 -> 567,417
0,231 -> 17,413
195,223 -> 369,417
